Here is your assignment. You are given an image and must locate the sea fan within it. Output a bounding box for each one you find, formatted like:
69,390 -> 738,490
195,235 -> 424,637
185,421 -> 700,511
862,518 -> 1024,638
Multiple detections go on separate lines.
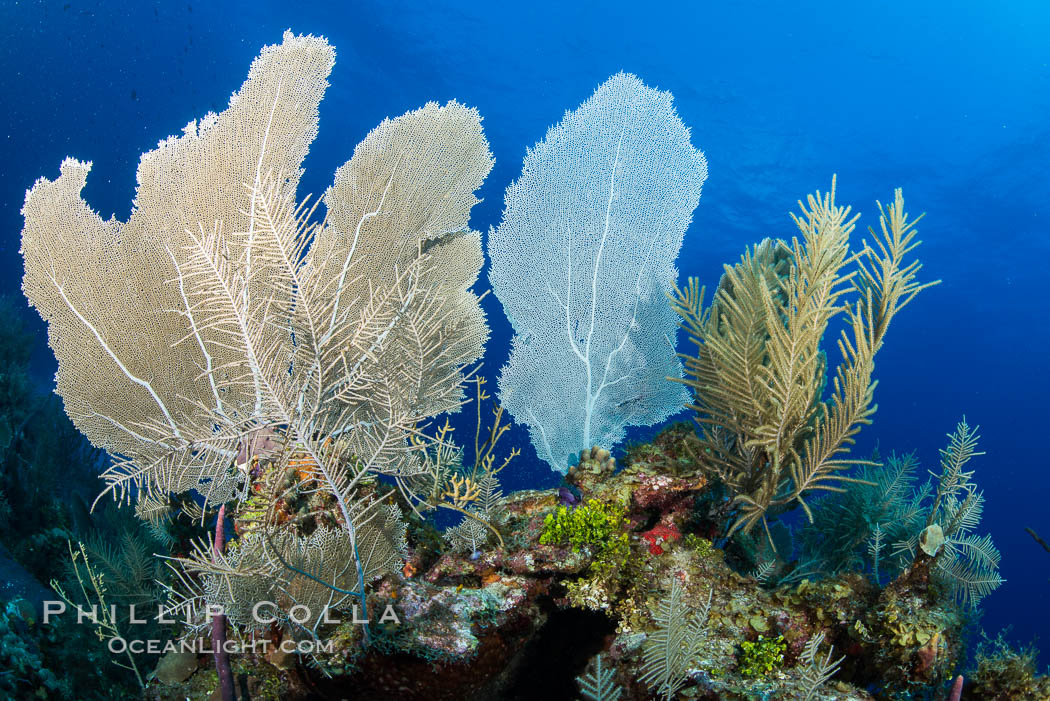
489,72 -> 707,473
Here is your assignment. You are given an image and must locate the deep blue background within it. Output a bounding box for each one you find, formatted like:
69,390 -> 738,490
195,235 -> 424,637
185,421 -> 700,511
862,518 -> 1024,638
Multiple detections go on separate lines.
2,0 -> 1048,665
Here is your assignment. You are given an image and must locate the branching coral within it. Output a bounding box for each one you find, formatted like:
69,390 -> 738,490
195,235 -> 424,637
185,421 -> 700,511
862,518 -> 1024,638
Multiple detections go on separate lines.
577,653 -> 623,701
894,419 -> 1003,607
670,178 -> 938,543
799,631 -> 843,700
638,578 -> 712,701
417,378 -> 517,553
799,450 -> 929,579
797,418 -> 1002,608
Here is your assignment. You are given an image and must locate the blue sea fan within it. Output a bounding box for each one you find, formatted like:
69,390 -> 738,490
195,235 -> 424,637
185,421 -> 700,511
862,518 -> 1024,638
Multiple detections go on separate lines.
488,72 -> 707,473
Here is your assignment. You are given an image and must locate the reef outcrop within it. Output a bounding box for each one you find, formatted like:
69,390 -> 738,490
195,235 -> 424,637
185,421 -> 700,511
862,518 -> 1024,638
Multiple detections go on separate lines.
146,425 -> 974,700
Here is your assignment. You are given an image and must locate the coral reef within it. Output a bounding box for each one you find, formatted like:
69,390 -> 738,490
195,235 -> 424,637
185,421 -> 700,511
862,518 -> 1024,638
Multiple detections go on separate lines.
967,634 -> 1050,700
12,26 -> 1035,701
798,419 -> 1003,609
0,598 -> 62,698
143,424 -> 999,700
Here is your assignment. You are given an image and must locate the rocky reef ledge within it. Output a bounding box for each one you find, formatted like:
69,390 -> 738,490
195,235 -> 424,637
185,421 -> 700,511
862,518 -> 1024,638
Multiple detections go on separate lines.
149,426 -> 973,700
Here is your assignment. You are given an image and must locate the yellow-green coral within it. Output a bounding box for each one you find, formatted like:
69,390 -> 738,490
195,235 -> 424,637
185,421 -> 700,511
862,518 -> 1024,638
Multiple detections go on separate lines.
540,499 -> 626,553
683,533 -> 716,558
544,499 -> 631,611
738,634 -> 786,677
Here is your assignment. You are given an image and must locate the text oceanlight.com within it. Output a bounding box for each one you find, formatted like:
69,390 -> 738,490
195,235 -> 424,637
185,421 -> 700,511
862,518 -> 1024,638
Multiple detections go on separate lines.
110,637 -> 339,655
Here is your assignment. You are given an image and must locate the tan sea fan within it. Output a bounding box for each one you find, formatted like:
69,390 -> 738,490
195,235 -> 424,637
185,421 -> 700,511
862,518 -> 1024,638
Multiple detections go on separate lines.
21,31 -> 493,622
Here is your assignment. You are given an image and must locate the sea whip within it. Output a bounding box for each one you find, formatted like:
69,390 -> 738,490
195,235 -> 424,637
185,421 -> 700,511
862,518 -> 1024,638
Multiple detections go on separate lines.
213,504 -> 235,701
949,675 -> 964,701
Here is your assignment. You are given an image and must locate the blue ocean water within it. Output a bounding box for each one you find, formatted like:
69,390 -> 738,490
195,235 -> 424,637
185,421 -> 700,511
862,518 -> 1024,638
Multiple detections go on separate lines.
1,0 -> 1047,674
